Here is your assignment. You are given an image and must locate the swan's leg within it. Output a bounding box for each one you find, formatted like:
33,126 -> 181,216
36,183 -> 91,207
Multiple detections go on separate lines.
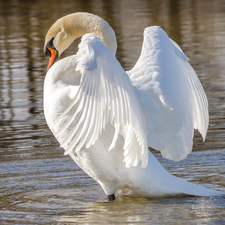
107,194 -> 115,201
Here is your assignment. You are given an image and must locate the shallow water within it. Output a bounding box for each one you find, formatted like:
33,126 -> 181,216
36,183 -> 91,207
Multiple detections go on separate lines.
0,0 -> 225,224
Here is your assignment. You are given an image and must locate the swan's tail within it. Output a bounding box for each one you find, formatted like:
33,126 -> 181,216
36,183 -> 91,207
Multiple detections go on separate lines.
127,152 -> 224,197
164,175 -> 223,197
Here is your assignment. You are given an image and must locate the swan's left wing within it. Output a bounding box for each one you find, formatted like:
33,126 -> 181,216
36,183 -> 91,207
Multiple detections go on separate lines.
56,34 -> 148,168
127,26 -> 209,161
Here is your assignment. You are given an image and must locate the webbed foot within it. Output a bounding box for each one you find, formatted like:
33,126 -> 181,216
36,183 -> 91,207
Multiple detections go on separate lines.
107,193 -> 115,201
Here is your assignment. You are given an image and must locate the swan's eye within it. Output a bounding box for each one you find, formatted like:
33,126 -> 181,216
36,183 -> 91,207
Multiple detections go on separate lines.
44,47 -> 51,57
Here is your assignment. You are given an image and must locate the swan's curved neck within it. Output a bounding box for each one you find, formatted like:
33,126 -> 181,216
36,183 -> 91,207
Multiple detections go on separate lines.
50,13 -> 117,55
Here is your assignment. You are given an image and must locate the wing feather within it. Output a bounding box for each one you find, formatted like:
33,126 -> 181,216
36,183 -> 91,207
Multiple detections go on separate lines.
127,26 -> 209,161
55,34 -> 148,168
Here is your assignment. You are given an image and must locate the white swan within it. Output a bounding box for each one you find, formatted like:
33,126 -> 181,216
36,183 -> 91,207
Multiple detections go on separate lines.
43,12 -> 223,200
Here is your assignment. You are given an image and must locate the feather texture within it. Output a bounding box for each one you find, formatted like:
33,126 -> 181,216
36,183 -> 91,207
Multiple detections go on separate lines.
127,26 -> 209,161
56,34 -> 148,168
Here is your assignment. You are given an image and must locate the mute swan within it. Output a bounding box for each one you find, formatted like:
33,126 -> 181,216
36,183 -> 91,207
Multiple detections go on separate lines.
44,12 -> 223,200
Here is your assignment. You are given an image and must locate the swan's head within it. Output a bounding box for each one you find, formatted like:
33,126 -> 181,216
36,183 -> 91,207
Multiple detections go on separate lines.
44,13 -> 117,70
44,17 -> 76,70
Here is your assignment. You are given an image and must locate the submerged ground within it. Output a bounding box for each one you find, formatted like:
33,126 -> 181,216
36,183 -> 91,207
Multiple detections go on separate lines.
0,0 -> 225,223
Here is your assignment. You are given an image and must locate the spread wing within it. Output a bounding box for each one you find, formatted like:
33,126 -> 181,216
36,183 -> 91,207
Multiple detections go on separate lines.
127,26 -> 209,161
56,34 -> 148,168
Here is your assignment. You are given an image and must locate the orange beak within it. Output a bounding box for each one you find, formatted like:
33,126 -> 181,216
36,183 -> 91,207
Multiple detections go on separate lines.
47,48 -> 58,70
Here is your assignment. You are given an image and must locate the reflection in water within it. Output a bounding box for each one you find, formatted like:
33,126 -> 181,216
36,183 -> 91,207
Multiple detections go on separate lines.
0,0 -> 225,223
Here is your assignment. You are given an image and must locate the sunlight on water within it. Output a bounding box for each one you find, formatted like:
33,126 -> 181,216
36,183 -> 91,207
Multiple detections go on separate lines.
0,0 -> 225,224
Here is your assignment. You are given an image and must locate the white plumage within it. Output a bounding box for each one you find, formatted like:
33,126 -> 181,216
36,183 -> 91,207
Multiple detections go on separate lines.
44,13 -> 223,198
128,26 -> 208,162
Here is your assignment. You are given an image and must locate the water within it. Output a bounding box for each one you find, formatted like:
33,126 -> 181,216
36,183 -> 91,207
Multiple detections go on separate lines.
0,0 -> 225,223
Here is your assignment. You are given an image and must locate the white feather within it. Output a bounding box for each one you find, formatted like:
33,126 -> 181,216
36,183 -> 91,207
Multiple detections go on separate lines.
54,34 -> 148,168
127,26 -> 209,161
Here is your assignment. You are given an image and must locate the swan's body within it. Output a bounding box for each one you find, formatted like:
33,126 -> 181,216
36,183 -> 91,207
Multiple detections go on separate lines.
44,12 -> 223,199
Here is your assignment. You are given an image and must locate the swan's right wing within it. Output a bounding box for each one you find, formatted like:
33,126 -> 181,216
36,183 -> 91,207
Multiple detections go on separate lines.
55,34 -> 148,168
127,26 -> 209,161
